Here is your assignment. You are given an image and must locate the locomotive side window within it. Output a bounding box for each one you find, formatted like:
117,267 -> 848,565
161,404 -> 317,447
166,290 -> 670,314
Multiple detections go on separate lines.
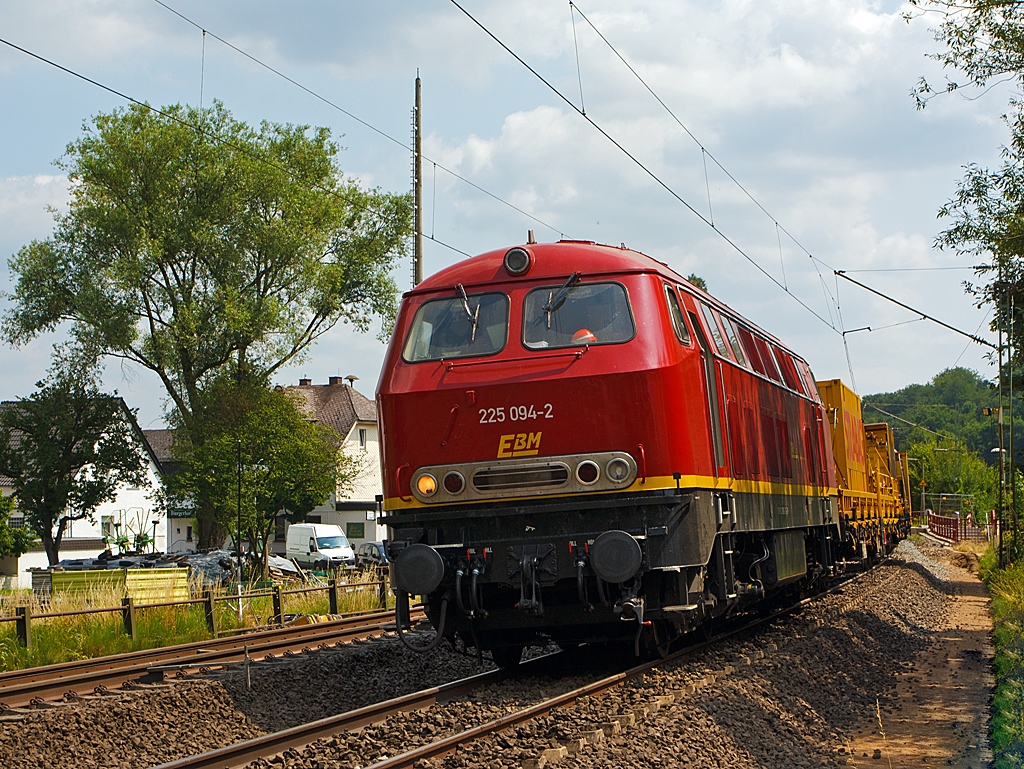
736,325 -> 767,376
523,282 -> 635,349
663,284 -> 691,345
699,303 -> 731,358
795,358 -> 821,401
772,345 -> 805,394
720,315 -> 749,369
753,336 -> 783,383
402,291 -> 509,362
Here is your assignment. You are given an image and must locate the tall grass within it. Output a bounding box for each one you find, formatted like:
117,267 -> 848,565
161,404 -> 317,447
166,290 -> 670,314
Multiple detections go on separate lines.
979,545 -> 1024,767
0,568 -> 388,673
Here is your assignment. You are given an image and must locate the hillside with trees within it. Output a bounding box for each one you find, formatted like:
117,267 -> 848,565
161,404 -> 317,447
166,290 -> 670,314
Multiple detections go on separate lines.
860,367 -> 1007,516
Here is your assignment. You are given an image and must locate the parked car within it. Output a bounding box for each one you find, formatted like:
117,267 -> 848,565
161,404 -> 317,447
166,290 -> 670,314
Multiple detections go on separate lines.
285,523 -> 356,570
356,541 -> 388,569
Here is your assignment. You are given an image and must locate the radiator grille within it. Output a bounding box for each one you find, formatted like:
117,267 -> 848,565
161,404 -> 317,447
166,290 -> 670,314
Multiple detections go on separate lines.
472,463 -> 569,492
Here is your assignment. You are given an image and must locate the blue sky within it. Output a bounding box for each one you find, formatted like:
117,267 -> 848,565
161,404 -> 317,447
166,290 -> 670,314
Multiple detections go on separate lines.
0,0 -> 1011,427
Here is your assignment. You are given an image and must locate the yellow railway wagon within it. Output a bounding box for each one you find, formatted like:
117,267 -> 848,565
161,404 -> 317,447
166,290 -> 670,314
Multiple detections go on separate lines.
816,379 -> 910,556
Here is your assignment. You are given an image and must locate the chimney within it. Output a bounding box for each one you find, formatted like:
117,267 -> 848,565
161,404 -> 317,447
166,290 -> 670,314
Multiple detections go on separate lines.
298,378 -> 312,387
328,376 -> 343,386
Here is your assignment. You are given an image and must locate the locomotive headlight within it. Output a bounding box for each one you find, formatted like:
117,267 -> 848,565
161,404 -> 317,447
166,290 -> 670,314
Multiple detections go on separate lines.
576,460 -> 600,485
605,457 -> 631,484
504,247 -> 532,276
416,473 -> 438,497
443,471 -> 466,495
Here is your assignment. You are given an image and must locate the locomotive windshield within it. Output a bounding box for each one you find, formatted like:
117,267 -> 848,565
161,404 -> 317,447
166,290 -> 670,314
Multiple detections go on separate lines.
523,281 -> 635,348
402,291 -> 509,362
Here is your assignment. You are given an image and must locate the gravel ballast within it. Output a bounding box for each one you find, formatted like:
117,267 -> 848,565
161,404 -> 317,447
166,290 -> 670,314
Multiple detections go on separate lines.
0,540 -> 973,768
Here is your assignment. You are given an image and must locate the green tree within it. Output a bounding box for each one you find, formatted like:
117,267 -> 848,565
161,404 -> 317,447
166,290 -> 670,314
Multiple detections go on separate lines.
2,102 -> 411,548
908,1 -> 1024,108
907,439 -> 998,518
0,494 -> 36,560
169,376 -> 345,578
0,370 -> 149,565
686,273 -> 708,292
862,367 -> 1006,461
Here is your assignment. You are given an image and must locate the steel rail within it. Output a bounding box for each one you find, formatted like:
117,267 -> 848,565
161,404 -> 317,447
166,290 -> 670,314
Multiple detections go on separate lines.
155,559 -> 888,769
363,562 -> 889,769
0,607 -> 422,709
151,662 -> 528,769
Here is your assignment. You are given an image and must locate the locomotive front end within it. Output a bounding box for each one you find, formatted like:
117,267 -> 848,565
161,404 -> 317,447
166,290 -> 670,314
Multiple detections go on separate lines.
378,242 -> 706,661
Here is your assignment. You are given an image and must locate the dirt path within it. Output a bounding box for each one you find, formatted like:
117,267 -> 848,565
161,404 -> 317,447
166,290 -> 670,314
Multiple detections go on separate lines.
843,540 -> 993,768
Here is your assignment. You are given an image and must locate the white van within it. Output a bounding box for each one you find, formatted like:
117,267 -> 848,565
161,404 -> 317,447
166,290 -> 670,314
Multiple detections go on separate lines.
285,523 -> 356,569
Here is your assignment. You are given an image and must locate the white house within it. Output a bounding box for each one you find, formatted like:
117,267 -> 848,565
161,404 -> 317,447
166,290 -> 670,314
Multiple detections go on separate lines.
281,376 -> 384,550
0,400 -> 167,589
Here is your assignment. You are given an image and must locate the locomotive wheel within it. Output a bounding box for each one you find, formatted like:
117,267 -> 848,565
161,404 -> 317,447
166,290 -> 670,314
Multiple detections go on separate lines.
490,644 -> 525,668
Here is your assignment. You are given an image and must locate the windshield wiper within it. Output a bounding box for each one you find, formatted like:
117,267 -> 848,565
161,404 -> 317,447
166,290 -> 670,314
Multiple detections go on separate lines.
456,283 -> 480,342
541,272 -> 581,330
542,272 -> 581,314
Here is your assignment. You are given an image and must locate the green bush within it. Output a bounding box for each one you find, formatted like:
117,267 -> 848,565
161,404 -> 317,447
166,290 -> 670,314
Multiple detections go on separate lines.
981,549 -> 1024,766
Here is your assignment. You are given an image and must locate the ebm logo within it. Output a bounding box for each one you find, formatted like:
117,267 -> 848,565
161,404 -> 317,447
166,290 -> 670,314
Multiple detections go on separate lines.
498,432 -> 542,458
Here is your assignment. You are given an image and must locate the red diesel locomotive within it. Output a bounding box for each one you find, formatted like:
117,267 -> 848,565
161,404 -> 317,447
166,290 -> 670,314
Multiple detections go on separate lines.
378,239 -> 842,663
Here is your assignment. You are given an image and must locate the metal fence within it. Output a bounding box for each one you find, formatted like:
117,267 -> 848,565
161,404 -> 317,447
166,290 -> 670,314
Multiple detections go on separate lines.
927,512 -> 999,543
0,577 -> 388,648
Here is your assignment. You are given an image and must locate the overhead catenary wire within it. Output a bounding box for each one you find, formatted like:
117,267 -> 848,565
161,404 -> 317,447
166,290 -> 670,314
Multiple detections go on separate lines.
862,402 -> 958,441
0,36 -> 400,227
568,2 -> 838,276
151,0 -> 564,240
451,0 -> 840,333
836,271 -> 997,350
565,2 -> 1000,365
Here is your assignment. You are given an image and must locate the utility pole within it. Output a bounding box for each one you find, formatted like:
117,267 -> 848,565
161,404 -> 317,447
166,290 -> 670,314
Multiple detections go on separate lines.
413,71 -> 423,286
999,260 -> 1007,567
1011,291 -> 1017,555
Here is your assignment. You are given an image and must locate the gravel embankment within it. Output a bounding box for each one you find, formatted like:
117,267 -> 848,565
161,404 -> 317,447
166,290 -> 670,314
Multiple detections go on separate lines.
0,637 -> 494,768
247,541 -> 957,769
0,541 -> 962,769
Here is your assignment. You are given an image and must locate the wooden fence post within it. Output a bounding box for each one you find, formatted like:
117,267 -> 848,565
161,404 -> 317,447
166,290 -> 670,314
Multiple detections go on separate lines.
272,585 -> 284,624
122,596 -> 137,640
202,590 -> 217,635
328,580 -> 339,615
15,606 -> 31,648
378,578 -> 388,609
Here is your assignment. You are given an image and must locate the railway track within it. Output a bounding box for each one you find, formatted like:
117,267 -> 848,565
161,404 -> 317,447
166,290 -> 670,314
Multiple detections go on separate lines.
152,563 -> 886,769
0,607 -> 422,710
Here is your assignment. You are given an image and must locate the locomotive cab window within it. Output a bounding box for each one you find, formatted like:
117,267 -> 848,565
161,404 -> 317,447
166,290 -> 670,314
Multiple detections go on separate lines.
402,291 -> 509,362
664,284 -> 691,345
523,281 -> 635,349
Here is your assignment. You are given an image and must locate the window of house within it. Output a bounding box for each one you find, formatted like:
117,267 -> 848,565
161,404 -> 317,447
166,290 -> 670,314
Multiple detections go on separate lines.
186,526 -> 193,542
402,291 -> 509,362
359,428 -> 367,450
